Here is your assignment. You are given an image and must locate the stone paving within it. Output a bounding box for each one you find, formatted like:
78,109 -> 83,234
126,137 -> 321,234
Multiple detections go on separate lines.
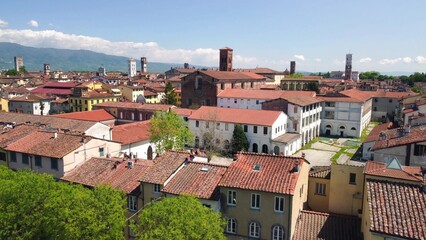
293,122 -> 377,167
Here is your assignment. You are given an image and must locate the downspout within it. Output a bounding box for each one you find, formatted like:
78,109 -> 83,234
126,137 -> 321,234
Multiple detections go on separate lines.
288,195 -> 293,240
405,143 -> 411,166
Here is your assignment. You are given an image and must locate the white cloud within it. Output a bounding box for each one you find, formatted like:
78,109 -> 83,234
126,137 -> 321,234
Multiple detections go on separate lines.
402,57 -> 412,63
333,59 -> 345,66
359,57 -> 372,63
294,55 -> 305,61
0,19 -> 8,28
314,58 -> 322,62
27,20 -> 39,27
415,56 -> 426,64
0,28 -> 257,66
379,58 -> 402,65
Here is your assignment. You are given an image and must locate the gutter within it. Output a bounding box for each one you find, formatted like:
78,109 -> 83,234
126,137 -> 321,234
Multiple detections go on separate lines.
288,195 -> 293,240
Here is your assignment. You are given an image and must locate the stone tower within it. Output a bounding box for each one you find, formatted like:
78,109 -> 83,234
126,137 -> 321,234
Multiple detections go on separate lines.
43,64 -> 51,75
345,54 -> 352,80
141,57 -> 147,74
219,47 -> 233,71
14,56 -> 24,71
290,61 -> 296,75
128,58 -> 137,77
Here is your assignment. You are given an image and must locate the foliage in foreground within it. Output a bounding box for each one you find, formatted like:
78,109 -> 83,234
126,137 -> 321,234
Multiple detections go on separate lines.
150,110 -> 193,154
132,195 -> 226,240
0,166 -> 126,240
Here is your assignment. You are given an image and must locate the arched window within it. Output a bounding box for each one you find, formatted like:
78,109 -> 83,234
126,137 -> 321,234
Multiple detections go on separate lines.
249,222 -> 261,238
274,146 -> 280,155
351,127 -> 356,130
272,225 -> 285,240
262,144 -> 268,154
226,218 -> 237,234
339,126 -> 345,130
252,143 -> 258,153
326,125 -> 332,128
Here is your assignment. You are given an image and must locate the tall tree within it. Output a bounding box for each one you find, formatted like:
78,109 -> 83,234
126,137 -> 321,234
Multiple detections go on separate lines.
164,82 -> 177,105
132,195 -> 226,240
231,124 -> 249,153
150,110 -> 193,154
0,166 -> 126,240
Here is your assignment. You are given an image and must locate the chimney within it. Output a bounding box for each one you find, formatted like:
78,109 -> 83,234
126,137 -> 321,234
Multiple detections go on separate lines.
127,160 -> 134,169
54,132 -> 58,139
293,160 -> 300,173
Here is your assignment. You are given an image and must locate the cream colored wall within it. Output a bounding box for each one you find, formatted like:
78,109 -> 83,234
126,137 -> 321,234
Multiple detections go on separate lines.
0,98 -> 9,112
307,177 -> 330,212
221,187 -> 291,239
124,193 -> 143,239
328,164 -> 364,216
141,182 -> 164,207
289,161 -> 309,240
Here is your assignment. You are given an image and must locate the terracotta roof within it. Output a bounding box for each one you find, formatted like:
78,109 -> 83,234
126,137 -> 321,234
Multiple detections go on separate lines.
371,125 -> 426,150
31,87 -> 73,96
217,89 -> 317,100
233,67 -> 279,74
2,86 -> 30,94
54,109 -> 115,122
189,106 -> 282,126
61,157 -> 154,194
94,102 -> 173,111
0,124 -> 39,148
372,89 -> 414,99
9,94 -> 53,102
112,121 -> 150,144
364,122 -> 393,143
171,107 -> 193,117
340,88 -> 375,101
0,112 -> 99,133
161,162 -> 227,200
366,179 -> 426,240
218,152 -> 305,195
80,91 -> 115,99
318,92 -> 364,103
139,151 -> 189,184
199,70 -> 266,81
364,161 -> 423,183
5,131 -> 91,158
42,81 -> 79,88
309,166 -> 331,179
293,210 -> 362,240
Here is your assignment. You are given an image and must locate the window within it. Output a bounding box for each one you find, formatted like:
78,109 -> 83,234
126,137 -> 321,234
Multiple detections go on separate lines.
250,82 -> 254,88
315,183 -> 326,195
263,127 -> 268,135
272,225 -> 285,240
0,152 -> 5,161
249,222 -> 260,238
216,122 -> 220,130
262,144 -> 268,154
253,126 -> 258,134
256,100 -> 259,104
227,190 -> 237,206
196,120 -> 199,127
349,173 -> 356,185
22,153 -> 29,165
324,111 -> 335,119
251,193 -> 260,209
99,147 -> 105,157
206,121 -> 210,128
414,144 -> 426,156
153,184 -> 161,193
35,156 -> 42,167
10,152 -> 16,162
325,102 -> 335,107
244,125 -> 248,132
274,196 -> 284,212
294,107 -> 298,113
252,143 -> 258,153
225,123 -> 229,131
389,99 -> 393,103
128,195 -> 138,211
221,83 -> 225,90
241,82 -> 245,89
51,158 -> 59,170
226,218 -> 237,234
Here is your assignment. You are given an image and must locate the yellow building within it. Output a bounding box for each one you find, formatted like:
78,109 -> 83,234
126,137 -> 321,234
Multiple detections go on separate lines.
175,89 -> 182,106
0,98 -> 9,112
307,166 -> 331,212
361,159 -> 425,240
69,81 -> 120,112
118,85 -> 144,102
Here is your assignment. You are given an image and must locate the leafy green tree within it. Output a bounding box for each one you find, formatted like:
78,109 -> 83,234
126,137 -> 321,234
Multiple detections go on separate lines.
0,166 -> 126,240
287,73 -> 304,78
4,69 -> 18,75
231,124 -> 249,153
359,71 -> 380,80
132,195 -> 226,240
306,82 -> 320,93
19,66 -> 28,73
150,110 -> 193,154
164,82 -> 177,105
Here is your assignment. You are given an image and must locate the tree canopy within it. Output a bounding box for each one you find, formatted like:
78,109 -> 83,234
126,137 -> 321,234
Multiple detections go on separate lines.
0,166 -> 126,240
231,124 -> 249,153
150,110 -> 193,154
132,195 -> 226,240
164,82 -> 177,105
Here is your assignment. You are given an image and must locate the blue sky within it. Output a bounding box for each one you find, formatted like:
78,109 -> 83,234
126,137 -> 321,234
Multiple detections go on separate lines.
0,0 -> 425,73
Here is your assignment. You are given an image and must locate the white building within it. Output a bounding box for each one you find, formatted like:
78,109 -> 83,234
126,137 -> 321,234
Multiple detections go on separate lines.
319,89 -> 373,138
128,58 -> 137,77
112,120 -> 156,160
8,94 -> 53,115
217,89 -> 322,146
188,106 -> 299,156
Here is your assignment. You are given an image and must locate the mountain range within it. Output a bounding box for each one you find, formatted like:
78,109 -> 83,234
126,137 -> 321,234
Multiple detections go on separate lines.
0,42 -> 191,73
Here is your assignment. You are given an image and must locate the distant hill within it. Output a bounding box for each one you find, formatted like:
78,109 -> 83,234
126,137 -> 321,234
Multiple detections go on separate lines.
0,42 -> 192,73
